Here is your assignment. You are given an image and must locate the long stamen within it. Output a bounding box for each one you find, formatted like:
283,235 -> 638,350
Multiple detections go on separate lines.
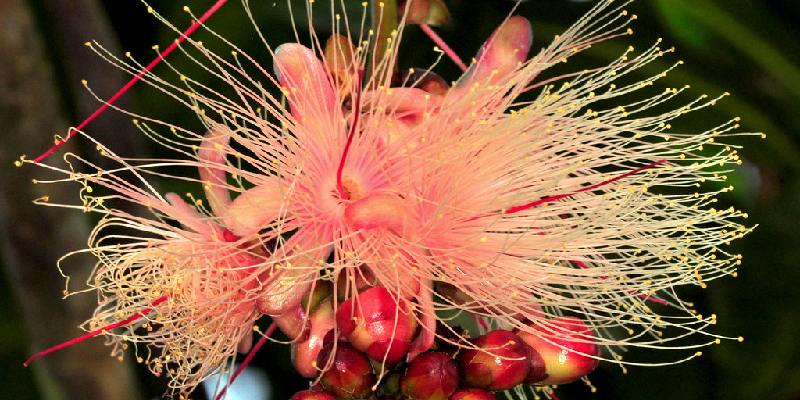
214,321 -> 278,400
505,159 -> 668,215
33,0 -> 229,163
336,69 -> 365,199
419,24 -> 468,72
573,259 -> 670,306
506,160 -> 673,306
23,295 -> 169,366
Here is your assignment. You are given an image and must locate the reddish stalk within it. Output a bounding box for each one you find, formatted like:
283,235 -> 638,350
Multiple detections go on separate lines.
23,295 -> 169,366
214,321 -> 278,400
505,159 -> 668,215
419,24 -> 468,72
33,0 -> 229,163
336,69 -> 365,199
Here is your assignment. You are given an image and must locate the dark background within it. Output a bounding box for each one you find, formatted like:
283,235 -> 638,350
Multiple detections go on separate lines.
1,0 -> 798,399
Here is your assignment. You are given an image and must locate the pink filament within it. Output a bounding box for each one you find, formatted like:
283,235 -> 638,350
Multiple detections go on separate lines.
23,295 -> 169,366
505,159 -> 668,215
33,0 -> 229,163
215,321 -> 278,400
419,24 -> 468,72
336,69 -> 365,199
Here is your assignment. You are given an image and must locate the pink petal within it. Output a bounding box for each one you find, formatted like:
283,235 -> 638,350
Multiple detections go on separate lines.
407,280 -> 436,360
165,192 -> 218,237
222,177 -> 286,237
198,125 -> 233,217
273,43 -> 338,130
458,16 -> 533,87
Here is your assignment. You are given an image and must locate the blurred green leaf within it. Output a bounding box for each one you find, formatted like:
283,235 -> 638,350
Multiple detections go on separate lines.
654,0 -> 711,48
664,0 -> 800,100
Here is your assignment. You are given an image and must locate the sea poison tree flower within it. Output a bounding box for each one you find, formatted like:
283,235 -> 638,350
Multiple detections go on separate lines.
21,0 -> 754,398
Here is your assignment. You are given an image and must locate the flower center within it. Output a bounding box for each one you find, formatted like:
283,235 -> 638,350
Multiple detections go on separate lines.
340,175 -> 366,200
344,193 -> 411,235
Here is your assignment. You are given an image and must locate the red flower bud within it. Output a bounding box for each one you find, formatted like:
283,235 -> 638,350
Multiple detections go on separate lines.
458,330 -> 530,391
450,388 -> 497,400
401,352 -> 459,400
517,317 -> 599,385
290,389 -> 337,400
336,287 -> 417,364
318,342 -> 377,400
274,305 -> 309,341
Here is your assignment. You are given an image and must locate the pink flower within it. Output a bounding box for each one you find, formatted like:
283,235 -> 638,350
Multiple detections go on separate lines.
26,0 -> 753,397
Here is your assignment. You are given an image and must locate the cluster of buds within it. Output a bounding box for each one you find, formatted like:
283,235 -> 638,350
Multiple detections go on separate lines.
286,285 -> 599,399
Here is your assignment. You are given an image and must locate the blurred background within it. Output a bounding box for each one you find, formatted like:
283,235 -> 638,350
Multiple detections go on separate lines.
1,0 -> 798,399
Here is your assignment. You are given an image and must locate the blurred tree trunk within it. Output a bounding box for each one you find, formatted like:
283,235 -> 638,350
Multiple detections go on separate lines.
0,0 -> 141,399
34,0 -> 144,160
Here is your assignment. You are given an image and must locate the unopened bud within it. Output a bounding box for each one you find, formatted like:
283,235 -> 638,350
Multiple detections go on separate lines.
274,305 -> 309,341
290,389 -> 337,400
517,317 -> 599,385
292,297 -> 335,378
336,286 -> 417,364
458,16 -> 533,87
336,267 -> 377,301
401,352 -> 459,400
458,330 -> 530,391
450,388 -> 497,400
324,34 -> 355,91
400,0 -> 451,26
318,342 -> 377,400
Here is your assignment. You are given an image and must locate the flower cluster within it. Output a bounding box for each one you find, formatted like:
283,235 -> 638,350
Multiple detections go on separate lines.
290,286 -> 599,399
24,0 -> 753,398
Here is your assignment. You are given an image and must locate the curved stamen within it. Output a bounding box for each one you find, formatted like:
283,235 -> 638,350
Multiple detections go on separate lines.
24,295 -> 169,366
505,159 -> 668,215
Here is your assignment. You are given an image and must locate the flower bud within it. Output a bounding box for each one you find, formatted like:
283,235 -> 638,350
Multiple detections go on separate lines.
458,16 -> 533,88
458,330 -> 530,391
400,0 -> 451,26
336,286 -> 417,364
290,389 -> 337,400
335,267 -> 377,302
401,352 -> 459,400
450,388 -> 496,400
274,305 -> 309,342
324,34 -> 355,92
292,297 -> 335,378
516,317 -> 599,385
318,342 -> 377,400
276,283 -> 335,342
